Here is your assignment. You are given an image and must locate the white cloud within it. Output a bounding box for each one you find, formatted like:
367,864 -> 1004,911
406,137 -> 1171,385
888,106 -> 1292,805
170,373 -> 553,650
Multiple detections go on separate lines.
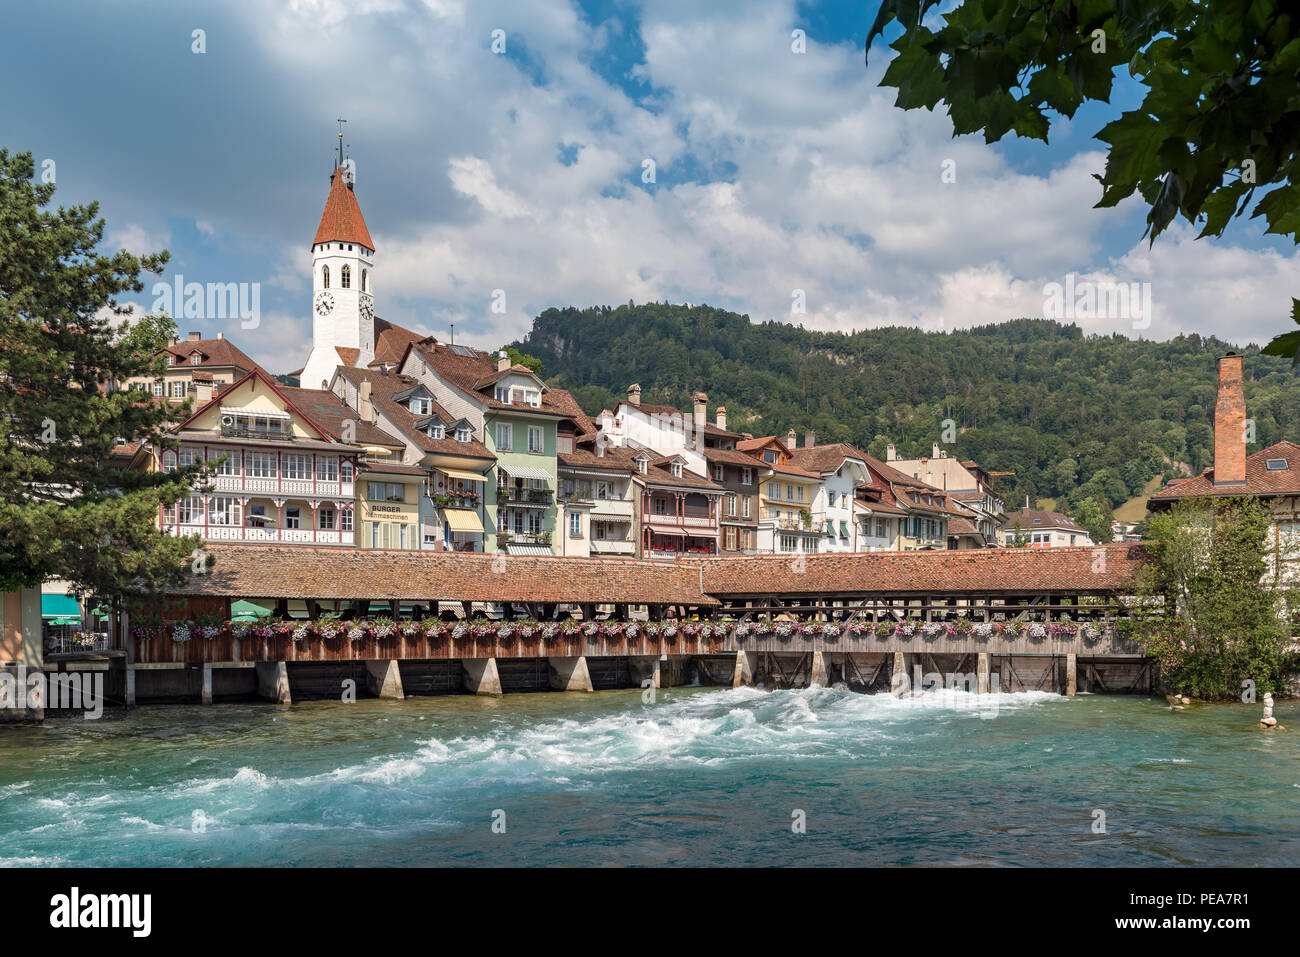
211,0 -> 1298,367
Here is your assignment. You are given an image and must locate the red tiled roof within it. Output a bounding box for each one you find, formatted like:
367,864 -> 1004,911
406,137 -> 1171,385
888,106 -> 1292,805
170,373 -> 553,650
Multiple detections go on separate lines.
1149,441 -> 1300,503
737,435 -> 781,453
159,337 -> 263,374
279,385 -> 400,449
313,168 -> 375,249
174,544 -> 718,606
703,447 -> 765,467
411,340 -> 570,417
373,318 -> 425,367
558,447 -> 637,472
1003,508 -> 1087,533
689,544 -> 1144,597
333,366 -> 495,460
335,346 -> 361,367
789,442 -> 869,474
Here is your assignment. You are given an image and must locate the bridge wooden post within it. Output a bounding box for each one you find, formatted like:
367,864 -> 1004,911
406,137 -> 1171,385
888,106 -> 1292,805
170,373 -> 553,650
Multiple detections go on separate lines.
462,658 -> 502,696
255,661 -> 291,704
549,656 -> 594,692
201,662 -> 213,705
890,651 -> 907,696
365,659 -> 405,699
809,650 -> 829,687
976,653 -> 990,695
732,649 -> 753,687
1065,653 -> 1077,697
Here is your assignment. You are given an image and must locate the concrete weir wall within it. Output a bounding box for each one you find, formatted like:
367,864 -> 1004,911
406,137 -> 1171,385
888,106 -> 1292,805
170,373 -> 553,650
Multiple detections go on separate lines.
119,651 -> 1151,705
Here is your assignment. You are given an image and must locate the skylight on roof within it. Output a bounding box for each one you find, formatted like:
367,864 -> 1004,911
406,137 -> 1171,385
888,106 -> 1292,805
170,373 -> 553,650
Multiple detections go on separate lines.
448,344 -> 477,357
1266,458 -> 1289,471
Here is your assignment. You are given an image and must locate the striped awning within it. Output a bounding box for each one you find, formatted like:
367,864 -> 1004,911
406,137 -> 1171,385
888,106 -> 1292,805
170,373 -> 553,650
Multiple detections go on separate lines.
499,465 -> 552,482
443,509 -> 484,533
438,467 -> 488,483
220,406 -> 291,419
506,543 -> 551,556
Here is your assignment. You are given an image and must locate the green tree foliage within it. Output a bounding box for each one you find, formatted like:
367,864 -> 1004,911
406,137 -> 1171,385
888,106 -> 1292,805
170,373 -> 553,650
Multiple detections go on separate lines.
0,150 -> 206,598
499,346 -> 544,377
1068,495 -> 1115,545
511,304 -> 1300,510
1131,497 -> 1297,699
865,2 -> 1300,360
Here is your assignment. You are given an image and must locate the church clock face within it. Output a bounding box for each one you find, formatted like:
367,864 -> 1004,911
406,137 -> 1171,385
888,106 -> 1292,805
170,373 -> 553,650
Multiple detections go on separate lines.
360,294 -> 374,322
314,291 -> 334,317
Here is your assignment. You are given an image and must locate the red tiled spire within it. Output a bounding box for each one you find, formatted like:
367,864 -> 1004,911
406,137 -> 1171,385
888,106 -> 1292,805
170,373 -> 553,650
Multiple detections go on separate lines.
313,168 -> 375,250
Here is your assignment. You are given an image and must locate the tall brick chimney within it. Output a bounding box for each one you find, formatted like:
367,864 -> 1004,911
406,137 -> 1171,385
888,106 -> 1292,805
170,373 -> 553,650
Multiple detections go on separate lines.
1213,353 -> 1247,486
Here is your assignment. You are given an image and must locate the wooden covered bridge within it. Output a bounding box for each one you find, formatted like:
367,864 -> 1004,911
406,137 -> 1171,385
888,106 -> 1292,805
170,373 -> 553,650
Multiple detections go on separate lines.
107,543 -> 1153,704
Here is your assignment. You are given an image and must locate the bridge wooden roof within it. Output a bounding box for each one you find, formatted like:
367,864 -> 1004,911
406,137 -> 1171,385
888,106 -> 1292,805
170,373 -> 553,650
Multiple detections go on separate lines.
173,544 -> 718,606
688,544 -> 1146,598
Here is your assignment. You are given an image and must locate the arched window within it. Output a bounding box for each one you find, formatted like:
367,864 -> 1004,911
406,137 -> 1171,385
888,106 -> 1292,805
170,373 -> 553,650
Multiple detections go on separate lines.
361,269 -> 368,292
341,265 -> 351,289
322,265 -> 330,289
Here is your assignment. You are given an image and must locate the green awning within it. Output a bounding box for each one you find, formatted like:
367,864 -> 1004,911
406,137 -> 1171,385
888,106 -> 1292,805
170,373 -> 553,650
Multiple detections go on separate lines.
824,520 -> 835,536
230,599 -> 273,620
839,521 -> 849,537
41,594 -> 80,619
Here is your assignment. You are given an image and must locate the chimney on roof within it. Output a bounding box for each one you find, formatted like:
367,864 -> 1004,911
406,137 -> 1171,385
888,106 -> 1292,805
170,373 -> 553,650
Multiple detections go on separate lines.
786,428 -> 797,448
187,331 -> 201,342
886,443 -> 896,461
216,332 -> 224,340
359,379 -> 375,424
715,406 -> 727,431
1213,353 -> 1247,486
627,383 -> 641,406
805,430 -> 815,449
693,392 -> 707,451
933,442 -> 941,458
497,350 -> 510,373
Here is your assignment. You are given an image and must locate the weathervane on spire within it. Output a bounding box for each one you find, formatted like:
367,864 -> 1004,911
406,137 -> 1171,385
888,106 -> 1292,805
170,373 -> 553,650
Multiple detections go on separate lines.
336,118 -> 347,170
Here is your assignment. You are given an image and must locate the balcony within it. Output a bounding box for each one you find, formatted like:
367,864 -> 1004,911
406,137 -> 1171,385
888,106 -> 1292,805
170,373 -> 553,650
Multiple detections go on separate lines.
590,539 -> 635,555
164,523 -> 354,546
498,532 -> 551,547
498,487 -> 553,507
221,424 -> 294,442
645,510 -> 716,530
208,473 -> 354,498
430,493 -> 482,510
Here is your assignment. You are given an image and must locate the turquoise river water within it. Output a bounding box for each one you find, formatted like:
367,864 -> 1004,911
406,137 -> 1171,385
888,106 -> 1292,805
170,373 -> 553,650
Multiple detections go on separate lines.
1,686 -> 1297,866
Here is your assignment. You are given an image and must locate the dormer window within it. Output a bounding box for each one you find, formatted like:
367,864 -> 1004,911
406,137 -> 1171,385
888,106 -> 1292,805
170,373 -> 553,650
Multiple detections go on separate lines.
526,390 -> 541,408
1267,458 -> 1289,471
410,395 -> 431,415
168,354 -> 176,365
671,462 -> 683,477
495,386 -> 509,403
636,456 -> 648,475
190,353 -> 201,365
427,423 -> 445,440
455,426 -> 471,443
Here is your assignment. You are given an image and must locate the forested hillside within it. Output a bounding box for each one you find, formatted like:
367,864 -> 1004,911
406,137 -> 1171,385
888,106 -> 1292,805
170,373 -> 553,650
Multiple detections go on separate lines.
510,304 -> 1300,519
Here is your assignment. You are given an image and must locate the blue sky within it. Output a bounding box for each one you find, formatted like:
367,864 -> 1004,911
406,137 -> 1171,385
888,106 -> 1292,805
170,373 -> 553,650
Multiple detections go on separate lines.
4,0 -> 1297,374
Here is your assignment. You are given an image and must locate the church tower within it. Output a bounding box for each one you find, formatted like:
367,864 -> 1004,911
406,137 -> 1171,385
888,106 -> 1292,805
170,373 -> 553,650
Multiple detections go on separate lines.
300,162 -> 376,390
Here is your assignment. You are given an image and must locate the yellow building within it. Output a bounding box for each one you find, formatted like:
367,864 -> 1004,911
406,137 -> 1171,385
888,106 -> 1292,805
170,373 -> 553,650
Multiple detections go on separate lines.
143,368 -> 363,546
